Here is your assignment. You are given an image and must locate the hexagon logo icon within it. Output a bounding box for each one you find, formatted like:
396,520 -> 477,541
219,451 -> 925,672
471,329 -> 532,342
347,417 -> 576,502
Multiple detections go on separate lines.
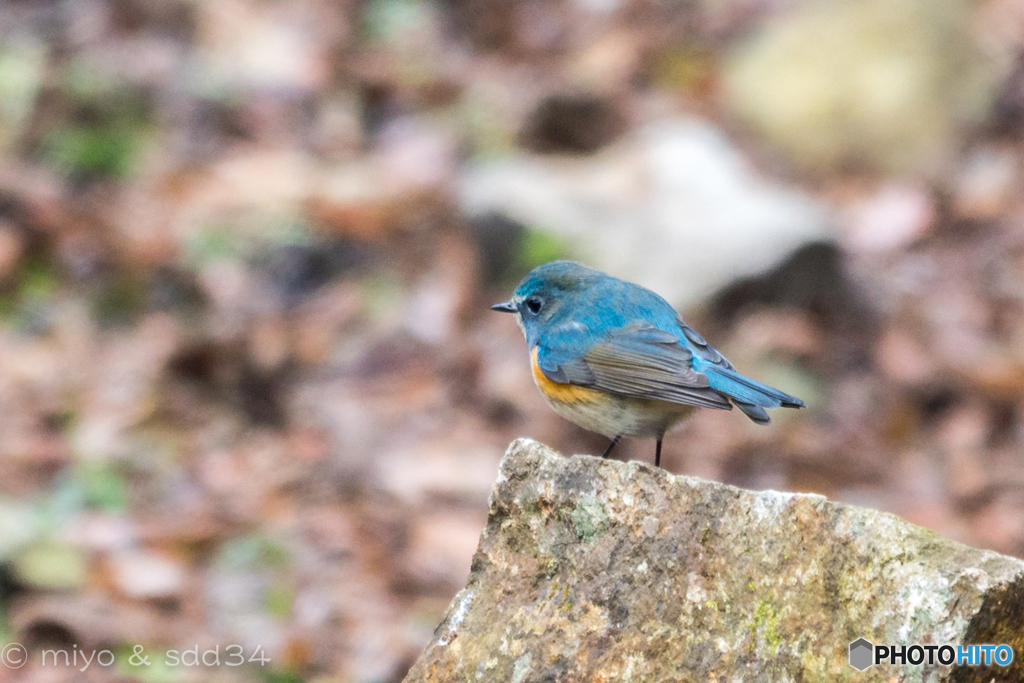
849,638 -> 874,671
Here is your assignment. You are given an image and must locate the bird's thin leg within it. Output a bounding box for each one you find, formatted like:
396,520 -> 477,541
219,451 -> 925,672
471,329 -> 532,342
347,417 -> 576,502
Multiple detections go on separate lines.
655,439 -> 663,468
601,435 -> 621,459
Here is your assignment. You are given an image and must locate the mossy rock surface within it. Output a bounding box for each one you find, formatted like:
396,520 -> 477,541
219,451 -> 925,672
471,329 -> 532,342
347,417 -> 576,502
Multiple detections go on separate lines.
404,439 -> 1024,682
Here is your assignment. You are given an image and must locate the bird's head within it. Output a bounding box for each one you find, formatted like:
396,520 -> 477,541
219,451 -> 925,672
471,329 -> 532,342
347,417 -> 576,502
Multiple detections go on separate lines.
491,261 -> 602,345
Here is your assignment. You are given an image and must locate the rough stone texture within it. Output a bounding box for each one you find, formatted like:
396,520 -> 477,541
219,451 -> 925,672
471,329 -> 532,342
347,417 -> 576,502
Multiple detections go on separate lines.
403,439 -> 1024,682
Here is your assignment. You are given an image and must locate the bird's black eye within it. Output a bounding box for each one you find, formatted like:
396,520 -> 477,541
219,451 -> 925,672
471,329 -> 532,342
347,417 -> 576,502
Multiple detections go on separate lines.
525,297 -> 543,315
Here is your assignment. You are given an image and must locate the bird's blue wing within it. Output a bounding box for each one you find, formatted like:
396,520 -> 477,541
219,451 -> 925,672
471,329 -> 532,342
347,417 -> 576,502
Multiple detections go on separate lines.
536,325 -> 734,411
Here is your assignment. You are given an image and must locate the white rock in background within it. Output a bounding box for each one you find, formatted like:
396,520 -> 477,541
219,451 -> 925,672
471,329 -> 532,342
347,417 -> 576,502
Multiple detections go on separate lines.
73,513 -> 137,552
841,183 -> 934,255
111,549 -> 186,599
0,500 -> 36,560
194,0 -> 337,93
459,118 -> 830,307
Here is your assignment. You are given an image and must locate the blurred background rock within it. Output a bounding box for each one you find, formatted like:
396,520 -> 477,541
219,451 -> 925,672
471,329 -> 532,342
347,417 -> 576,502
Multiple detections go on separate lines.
0,0 -> 1024,680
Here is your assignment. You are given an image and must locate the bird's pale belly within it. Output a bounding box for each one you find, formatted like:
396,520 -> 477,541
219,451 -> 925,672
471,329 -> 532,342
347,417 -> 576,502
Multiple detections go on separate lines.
531,349 -> 695,438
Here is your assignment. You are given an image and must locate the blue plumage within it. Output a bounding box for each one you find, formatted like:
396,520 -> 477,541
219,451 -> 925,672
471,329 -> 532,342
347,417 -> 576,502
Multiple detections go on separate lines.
492,261 -> 805,466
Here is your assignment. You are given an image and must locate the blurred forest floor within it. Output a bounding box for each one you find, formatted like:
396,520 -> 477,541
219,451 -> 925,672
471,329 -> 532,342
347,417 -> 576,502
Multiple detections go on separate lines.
3,0 -> 1024,681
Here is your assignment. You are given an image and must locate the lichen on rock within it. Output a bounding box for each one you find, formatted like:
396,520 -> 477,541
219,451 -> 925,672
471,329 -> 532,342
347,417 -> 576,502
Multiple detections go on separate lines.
403,439 -> 1024,682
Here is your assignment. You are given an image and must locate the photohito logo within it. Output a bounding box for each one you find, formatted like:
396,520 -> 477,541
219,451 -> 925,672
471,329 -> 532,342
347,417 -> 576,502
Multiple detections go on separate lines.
849,639 -> 873,671
849,638 -> 1014,670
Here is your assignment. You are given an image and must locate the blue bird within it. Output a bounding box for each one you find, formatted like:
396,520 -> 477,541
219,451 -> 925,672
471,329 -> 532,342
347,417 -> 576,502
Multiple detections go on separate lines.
491,261 -> 805,467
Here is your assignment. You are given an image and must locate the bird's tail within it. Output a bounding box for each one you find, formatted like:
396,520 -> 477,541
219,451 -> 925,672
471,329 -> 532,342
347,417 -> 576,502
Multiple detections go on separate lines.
697,363 -> 805,425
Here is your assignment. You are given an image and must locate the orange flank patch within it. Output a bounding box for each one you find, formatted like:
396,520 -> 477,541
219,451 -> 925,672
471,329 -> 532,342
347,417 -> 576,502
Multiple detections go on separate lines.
531,347 -> 604,405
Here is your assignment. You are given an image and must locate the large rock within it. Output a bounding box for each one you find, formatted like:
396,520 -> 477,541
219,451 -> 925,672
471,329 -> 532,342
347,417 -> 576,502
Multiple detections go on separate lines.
403,439 -> 1024,682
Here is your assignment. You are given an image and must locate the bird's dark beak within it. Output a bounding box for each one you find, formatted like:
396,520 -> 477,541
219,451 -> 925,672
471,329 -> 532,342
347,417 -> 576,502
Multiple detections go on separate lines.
491,301 -> 517,313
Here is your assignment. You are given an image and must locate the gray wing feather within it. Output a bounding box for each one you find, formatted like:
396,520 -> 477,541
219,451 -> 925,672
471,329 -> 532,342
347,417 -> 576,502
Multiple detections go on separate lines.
546,327 -> 733,411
